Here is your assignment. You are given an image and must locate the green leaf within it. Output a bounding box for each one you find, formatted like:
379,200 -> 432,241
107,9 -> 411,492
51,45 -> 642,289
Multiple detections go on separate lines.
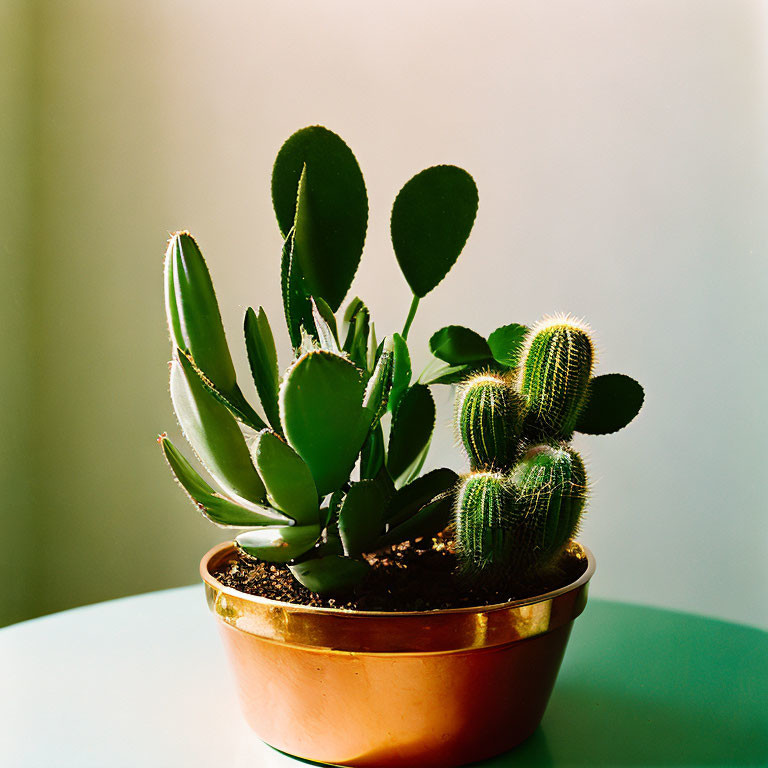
487,323 -> 528,367
272,126 -> 368,312
377,468 -> 458,546
235,525 -> 321,563
388,333 -> 411,413
385,468 -> 459,526
576,373 -> 645,435
367,322 -> 378,373
250,430 -> 319,525
170,352 -> 266,505
165,232 -> 264,429
391,165 -> 478,298
289,555 -> 370,594
377,490 -> 454,548
160,436 -> 290,527
280,229 -> 316,350
164,232 -> 237,394
338,480 -> 387,556
244,307 -> 281,433
363,336 -> 394,424
387,385 -> 435,483
341,297 -> 370,371
360,424 -> 386,481
429,325 -> 491,364
312,297 -> 340,350
280,350 -> 372,495
420,361 -> 472,385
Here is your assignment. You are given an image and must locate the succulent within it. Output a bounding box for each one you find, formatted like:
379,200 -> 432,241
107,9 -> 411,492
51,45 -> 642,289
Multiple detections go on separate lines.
448,315 -> 644,583
159,126 -> 478,594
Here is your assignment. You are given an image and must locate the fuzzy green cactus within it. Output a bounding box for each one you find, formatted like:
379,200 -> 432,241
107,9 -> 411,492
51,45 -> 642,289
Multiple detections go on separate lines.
506,445 -> 587,574
456,373 -> 521,470
454,472 -> 515,577
519,315 -> 595,440
452,314 -> 643,584
159,125 -> 476,595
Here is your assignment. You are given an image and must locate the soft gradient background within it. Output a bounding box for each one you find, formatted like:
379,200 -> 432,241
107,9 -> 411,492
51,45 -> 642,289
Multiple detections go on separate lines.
2,0 -> 766,629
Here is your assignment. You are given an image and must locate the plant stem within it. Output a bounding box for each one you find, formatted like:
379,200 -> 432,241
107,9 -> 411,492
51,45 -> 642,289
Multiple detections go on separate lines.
401,295 -> 420,340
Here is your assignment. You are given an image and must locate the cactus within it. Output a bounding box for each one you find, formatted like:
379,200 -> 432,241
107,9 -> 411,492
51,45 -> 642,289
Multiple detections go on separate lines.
518,315 -> 595,440
456,373 -> 522,470
506,445 -> 587,575
159,125 -> 476,595
454,472 -> 516,578
451,314 -> 642,584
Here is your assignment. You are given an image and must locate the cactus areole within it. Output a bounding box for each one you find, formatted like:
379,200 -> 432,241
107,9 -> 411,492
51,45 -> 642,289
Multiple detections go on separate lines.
157,124 -> 644,766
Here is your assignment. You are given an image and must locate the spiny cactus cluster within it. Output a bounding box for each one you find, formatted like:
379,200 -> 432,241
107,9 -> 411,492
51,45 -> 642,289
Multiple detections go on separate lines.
447,315 -> 644,583
159,126 -> 479,594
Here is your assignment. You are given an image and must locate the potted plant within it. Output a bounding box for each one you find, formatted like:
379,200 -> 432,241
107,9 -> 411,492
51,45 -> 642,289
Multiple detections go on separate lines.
158,126 -> 644,767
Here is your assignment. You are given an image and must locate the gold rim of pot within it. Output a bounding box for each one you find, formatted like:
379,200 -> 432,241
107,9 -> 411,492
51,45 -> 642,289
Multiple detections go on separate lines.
201,541 -> 595,654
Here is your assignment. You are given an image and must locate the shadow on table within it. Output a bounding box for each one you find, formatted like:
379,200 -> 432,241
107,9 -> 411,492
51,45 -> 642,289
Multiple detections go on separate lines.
479,602 -> 768,767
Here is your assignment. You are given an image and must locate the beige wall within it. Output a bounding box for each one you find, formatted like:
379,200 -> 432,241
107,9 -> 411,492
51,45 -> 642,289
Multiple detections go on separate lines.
2,0 -> 767,627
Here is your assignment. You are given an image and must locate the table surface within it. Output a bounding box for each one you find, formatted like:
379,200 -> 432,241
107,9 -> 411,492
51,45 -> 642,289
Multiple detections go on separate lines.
1,587 -> 766,768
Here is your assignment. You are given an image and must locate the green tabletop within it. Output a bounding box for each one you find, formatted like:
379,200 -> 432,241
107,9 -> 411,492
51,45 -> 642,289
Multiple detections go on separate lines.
1,589 -> 766,767
480,600 -> 768,767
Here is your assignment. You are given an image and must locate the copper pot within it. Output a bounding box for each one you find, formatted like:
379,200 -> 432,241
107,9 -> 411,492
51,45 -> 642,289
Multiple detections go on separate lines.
201,541 -> 595,767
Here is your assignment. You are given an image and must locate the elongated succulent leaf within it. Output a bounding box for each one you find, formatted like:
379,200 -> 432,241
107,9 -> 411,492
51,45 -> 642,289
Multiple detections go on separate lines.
391,166 -> 478,297
164,232 -> 237,393
170,352 -> 266,505
272,126 -> 367,312
289,555 -> 370,594
338,480 -> 386,556
311,298 -> 340,353
160,435 -> 290,527
377,489 -> 454,547
251,430 -> 319,525
280,350 -> 372,495
360,424 -> 386,481
385,468 -> 459,526
244,307 -> 281,433
236,524 -> 321,563
487,323 -> 528,368
363,336 -> 394,423
576,373 -> 645,435
280,229 -> 316,350
388,333 -> 411,413
429,325 -> 491,364
341,297 -> 370,371
387,384 -> 435,483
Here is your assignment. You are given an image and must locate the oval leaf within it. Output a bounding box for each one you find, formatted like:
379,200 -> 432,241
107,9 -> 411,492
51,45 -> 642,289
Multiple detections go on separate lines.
576,373 -> 645,435
338,480 -> 387,557
487,323 -> 528,368
170,352 -> 266,505
387,385 -> 435,483
272,126 -> 368,312
251,430 -> 318,525
280,350 -> 372,495
289,555 -> 370,594
236,525 -> 321,563
391,165 -> 478,298
429,325 -> 491,364
160,436 -> 290,527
